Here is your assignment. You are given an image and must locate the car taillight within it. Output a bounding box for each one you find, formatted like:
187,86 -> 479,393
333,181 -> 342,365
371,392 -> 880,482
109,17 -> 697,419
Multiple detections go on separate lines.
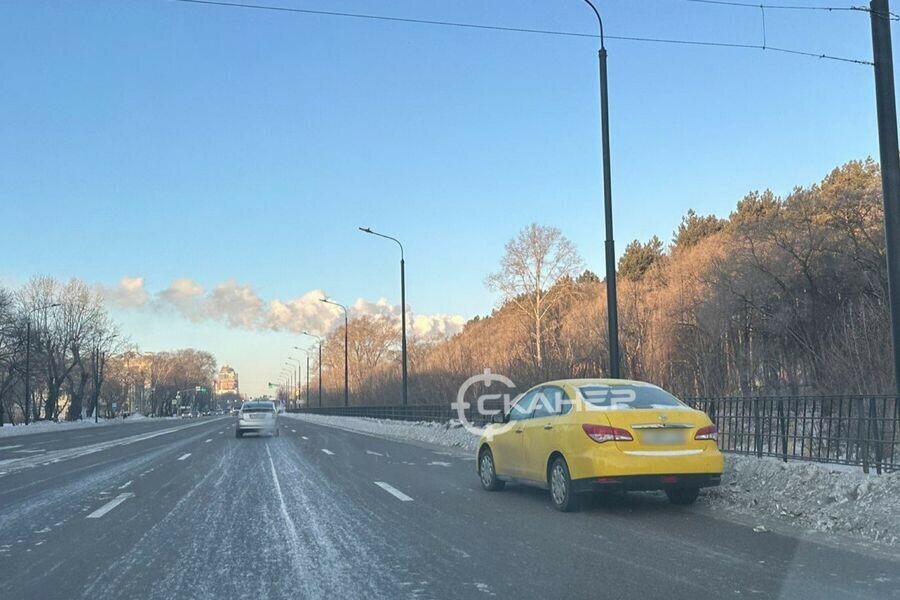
582,423 -> 633,443
694,424 -> 718,440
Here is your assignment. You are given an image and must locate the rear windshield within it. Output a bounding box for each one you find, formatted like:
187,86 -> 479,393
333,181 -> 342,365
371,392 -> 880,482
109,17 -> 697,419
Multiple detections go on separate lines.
241,403 -> 275,413
578,384 -> 686,410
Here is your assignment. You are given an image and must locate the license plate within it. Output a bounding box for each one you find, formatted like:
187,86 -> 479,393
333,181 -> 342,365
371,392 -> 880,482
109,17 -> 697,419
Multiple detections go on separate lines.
641,430 -> 686,445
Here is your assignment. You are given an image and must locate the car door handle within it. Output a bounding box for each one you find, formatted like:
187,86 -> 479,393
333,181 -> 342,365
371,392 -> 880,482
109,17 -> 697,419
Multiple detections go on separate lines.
543,424 -> 553,430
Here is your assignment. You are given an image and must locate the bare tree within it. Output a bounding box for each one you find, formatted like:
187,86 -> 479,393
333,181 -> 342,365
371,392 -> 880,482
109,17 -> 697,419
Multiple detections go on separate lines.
486,224 -> 582,371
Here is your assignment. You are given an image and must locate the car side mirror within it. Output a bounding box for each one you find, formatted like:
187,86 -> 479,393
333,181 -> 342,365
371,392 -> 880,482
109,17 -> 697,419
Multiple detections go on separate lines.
491,412 -> 506,424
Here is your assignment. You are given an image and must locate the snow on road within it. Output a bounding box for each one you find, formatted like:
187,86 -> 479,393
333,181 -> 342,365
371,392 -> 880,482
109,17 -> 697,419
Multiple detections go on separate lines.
0,414 -> 177,439
286,412 -> 900,547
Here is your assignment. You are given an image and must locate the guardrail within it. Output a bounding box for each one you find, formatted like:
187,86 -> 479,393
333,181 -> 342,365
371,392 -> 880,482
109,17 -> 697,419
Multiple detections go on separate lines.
290,395 -> 899,473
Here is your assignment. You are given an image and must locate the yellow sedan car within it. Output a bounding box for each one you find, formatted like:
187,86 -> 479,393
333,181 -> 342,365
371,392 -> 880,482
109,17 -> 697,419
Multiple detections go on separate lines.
476,379 -> 724,511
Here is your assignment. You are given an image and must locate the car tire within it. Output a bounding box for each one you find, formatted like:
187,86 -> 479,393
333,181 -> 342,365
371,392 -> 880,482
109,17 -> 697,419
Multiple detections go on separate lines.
478,448 -> 505,491
665,487 -> 700,505
274,428 -> 280,437
549,456 -> 579,512
235,428 -> 243,438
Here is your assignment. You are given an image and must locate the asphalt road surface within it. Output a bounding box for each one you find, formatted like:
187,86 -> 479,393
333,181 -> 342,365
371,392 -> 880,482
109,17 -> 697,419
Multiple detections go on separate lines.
1,416 -> 898,599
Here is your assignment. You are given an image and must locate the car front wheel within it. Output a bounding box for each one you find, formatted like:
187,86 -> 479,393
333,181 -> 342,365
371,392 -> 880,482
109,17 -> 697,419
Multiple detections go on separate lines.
549,456 -> 579,512
665,487 -> 700,505
479,448 -> 505,491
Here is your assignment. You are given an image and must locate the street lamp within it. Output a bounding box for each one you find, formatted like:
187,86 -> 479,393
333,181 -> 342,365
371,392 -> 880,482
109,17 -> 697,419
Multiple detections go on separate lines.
359,226 -> 409,405
583,0 -> 620,379
287,356 -> 303,407
292,346 -> 312,407
300,333 -> 323,408
320,297 -> 349,406
23,302 -> 61,424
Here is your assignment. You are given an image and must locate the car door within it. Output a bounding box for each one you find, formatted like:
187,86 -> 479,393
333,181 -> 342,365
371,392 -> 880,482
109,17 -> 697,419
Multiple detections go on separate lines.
490,388 -> 538,478
521,385 -> 570,482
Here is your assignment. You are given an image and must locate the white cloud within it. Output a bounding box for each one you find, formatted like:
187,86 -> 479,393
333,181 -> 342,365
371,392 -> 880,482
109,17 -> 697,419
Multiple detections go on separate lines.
100,276 -> 149,308
106,276 -> 466,341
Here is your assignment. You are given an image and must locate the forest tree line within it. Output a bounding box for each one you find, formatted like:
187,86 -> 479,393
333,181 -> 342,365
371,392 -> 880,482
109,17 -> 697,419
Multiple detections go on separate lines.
303,159 -> 892,405
0,277 -> 216,425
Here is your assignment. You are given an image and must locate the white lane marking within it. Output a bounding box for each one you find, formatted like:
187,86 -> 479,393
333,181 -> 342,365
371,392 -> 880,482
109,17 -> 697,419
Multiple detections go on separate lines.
0,445 -> 24,451
374,481 -> 413,502
13,449 -> 46,454
118,480 -> 132,490
218,432 -> 224,435
427,461 -> 451,467
301,436 -> 308,440
86,493 -> 134,519
366,450 -> 383,456
177,453 -> 192,461
291,429 -> 297,433
0,418 -> 224,477
320,449 -> 334,455
204,439 -> 212,443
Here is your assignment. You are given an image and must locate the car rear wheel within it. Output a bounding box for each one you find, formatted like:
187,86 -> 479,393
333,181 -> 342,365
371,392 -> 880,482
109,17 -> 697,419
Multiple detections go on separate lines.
274,427 -> 280,437
235,428 -> 243,438
478,448 -> 505,491
549,456 -> 579,512
665,487 -> 700,505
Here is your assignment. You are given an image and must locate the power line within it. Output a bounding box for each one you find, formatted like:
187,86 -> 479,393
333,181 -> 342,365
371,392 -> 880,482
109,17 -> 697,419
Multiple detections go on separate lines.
167,0 -> 873,65
683,0 -> 856,11
682,0 -> 900,20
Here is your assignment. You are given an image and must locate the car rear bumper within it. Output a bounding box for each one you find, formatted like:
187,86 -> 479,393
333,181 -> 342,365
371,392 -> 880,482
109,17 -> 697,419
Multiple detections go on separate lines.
237,419 -> 277,431
571,472 -> 722,493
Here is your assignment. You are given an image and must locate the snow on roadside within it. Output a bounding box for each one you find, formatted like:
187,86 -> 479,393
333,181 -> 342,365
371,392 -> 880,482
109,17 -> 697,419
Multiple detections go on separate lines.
286,413 -> 900,546
283,413 -> 478,452
0,413 -> 177,438
702,454 -> 900,545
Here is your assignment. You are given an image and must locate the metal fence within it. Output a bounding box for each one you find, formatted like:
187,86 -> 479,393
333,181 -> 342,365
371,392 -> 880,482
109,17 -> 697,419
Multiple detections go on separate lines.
291,394 -> 899,473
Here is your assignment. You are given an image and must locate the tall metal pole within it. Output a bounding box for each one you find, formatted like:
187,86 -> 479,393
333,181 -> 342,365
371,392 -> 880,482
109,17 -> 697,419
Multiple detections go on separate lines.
871,0 -> 900,393
584,0 -> 620,378
320,298 -> 350,407
24,319 -> 31,425
318,342 -> 322,407
306,354 -> 310,405
358,227 -> 409,405
400,256 -> 408,405
343,311 -> 349,407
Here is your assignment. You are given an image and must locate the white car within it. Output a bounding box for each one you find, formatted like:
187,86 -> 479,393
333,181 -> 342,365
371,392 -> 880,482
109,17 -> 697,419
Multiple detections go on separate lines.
235,401 -> 279,438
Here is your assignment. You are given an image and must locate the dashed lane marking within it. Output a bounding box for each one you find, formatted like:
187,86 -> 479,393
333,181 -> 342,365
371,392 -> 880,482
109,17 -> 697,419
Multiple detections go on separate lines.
0,445 -> 24,451
177,453 -> 192,461
118,480 -> 132,489
374,482 -> 413,502
204,439 -> 213,443
86,493 -> 134,519
366,450 -> 383,456
321,449 -> 335,456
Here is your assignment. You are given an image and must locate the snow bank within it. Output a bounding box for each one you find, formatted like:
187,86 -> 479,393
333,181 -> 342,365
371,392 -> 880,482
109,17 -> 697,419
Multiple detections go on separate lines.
283,413 -> 478,452
286,413 -> 900,546
0,414 -> 175,438
702,454 -> 900,545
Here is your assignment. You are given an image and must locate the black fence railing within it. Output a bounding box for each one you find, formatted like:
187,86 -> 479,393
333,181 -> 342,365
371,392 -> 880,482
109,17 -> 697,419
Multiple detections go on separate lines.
290,395 -> 899,473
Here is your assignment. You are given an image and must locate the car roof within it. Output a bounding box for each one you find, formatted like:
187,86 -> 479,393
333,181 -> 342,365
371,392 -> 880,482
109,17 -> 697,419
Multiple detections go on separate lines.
540,378 -> 656,388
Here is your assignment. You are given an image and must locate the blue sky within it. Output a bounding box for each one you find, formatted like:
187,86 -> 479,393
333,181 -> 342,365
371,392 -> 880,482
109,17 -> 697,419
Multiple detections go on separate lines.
0,0 -> 888,395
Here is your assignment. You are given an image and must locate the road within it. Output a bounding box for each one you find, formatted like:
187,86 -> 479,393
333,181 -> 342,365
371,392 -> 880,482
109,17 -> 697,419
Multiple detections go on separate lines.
1,416 -> 898,599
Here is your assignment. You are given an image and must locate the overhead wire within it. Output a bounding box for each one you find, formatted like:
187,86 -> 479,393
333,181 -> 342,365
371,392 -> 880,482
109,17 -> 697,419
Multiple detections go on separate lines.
167,0 -> 874,66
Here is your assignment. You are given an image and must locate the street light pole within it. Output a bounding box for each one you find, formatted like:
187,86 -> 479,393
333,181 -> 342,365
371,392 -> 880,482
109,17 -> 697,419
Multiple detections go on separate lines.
320,298 -> 349,406
301,333 -> 323,407
359,227 -> 408,405
583,0 -> 620,379
870,0 -> 900,394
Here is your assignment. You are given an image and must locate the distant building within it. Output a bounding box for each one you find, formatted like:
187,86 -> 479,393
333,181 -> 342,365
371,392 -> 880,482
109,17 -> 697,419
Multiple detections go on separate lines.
215,365 -> 239,396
